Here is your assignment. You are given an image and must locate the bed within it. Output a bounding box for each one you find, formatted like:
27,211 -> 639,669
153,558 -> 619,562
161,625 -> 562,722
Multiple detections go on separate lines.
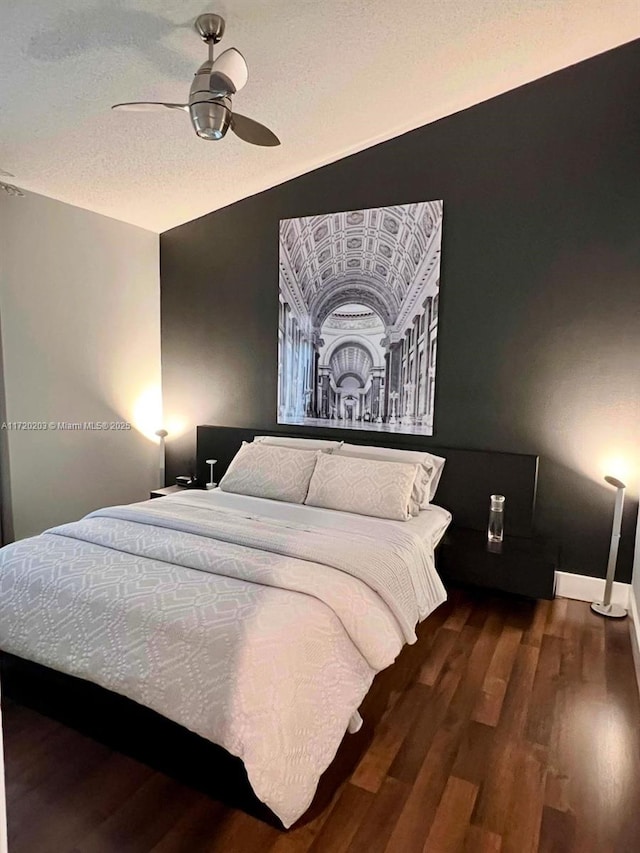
0,428 -> 538,828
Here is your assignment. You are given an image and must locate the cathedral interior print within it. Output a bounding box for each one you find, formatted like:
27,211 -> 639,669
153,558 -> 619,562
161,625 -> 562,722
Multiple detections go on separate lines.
278,200 -> 443,435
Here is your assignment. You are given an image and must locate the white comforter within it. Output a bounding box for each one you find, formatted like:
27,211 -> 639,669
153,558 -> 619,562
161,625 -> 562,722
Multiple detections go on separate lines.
0,490 -> 450,826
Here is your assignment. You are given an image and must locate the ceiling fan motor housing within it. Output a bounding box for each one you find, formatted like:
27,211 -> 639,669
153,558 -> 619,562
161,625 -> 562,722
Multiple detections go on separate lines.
190,98 -> 231,140
195,13 -> 225,43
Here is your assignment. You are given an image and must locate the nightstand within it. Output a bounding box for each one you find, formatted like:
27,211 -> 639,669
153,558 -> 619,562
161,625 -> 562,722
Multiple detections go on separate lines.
438,527 -> 557,600
150,485 -> 189,499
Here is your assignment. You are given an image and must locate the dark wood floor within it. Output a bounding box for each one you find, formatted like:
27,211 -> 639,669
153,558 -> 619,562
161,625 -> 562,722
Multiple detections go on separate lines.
3,590 -> 640,852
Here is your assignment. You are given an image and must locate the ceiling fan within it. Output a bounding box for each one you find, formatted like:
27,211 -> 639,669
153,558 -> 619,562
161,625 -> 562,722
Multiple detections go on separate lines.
0,170 -> 24,197
112,13 -> 280,147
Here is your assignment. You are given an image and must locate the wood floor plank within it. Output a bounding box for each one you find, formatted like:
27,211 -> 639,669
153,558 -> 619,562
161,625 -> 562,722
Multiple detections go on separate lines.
443,601 -> 474,632
350,601 -> 454,792
559,599 -> 587,683
270,795 -> 336,853
388,622 -> 479,784
417,627 -> 459,686
451,720 -> 495,785
9,752 -> 153,853
1,697 -> 61,745
521,599 -> 550,649
471,642 -> 540,836
70,773 -> 206,853
6,723 -> 96,806
3,592 -> 639,853
473,625 -> 522,726
544,598 -> 568,637
307,784 -> 373,853
383,726 -> 461,853
200,810 -> 282,853
463,825 -> 502,852
499,742 -> 546,853
465,599 -> 493,629
581,618 -> 606,694
604,616 -> 640,711
525,634 -> 562,746
503,598 -> 538,634
350,682 -> 427,793
385,612 -> 505,851
537,805 -> 576,853
149,797 -> 231,853
423,776 -> 478,853
543,600 -> 640,852
346,777 -> 409,853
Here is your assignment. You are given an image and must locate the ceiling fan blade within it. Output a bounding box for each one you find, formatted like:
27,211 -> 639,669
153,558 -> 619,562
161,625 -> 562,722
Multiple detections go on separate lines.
209,70 -> 236,97
111,102 -> 188,112
211,48 -> 248,93
231,113 -> 280,147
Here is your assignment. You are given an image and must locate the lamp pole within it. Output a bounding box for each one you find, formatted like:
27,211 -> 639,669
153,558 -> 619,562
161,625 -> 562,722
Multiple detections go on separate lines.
591,475 -> 627,618
154,429 -> 168,489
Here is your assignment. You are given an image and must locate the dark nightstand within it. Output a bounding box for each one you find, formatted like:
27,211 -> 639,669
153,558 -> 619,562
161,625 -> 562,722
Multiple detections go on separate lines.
438,527 -> 557,600
150,485 -> 189,499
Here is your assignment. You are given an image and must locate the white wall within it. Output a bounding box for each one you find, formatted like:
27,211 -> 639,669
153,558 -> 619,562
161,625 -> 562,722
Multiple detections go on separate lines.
0,190 -> 161,540
631,502 -> 640,683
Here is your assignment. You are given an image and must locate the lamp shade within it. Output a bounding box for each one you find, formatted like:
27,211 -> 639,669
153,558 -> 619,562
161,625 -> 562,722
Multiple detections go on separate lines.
604,474 -> 626,489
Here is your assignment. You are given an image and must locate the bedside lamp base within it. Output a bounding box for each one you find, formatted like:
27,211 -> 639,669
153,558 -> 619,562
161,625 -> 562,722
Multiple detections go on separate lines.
590,602 -> 627,619
205,459 -> 217,491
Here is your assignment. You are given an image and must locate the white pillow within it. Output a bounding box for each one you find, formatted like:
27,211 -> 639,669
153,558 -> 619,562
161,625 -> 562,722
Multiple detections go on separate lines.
219,442 -> 320,504
304,453 -> 418,521
335,443 -> 445,507
253,435 -> 342,452
424,453 -> 446,501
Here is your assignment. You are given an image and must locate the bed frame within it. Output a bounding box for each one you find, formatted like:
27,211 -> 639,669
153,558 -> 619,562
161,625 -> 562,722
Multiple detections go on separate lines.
2,426 -> 539,827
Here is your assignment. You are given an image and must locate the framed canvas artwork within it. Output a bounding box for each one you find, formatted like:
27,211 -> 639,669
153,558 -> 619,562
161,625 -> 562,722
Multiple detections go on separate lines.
278,200 -> 443,435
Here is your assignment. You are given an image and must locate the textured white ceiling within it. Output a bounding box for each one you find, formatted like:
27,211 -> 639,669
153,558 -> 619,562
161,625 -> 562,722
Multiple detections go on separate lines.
1,1 -> 639,233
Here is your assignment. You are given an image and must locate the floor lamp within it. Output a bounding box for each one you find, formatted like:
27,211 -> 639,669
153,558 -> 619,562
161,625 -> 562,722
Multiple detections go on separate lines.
591,475 -> 627,619
154,429 -> 168,489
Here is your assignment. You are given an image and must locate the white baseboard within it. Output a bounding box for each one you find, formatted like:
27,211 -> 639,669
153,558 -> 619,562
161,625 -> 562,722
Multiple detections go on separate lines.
554,571 -> 630,607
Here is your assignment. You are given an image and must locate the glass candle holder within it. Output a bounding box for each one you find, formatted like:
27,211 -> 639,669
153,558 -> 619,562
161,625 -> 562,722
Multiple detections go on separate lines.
488,494 -> 505,543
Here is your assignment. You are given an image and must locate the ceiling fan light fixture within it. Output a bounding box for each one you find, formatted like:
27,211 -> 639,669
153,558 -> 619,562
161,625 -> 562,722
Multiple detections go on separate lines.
190,101 -> 231,141
199,127 -> 223,140
111,14 -> 279,147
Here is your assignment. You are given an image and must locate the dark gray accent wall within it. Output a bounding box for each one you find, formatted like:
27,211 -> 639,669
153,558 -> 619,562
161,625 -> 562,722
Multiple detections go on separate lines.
161,40 -> 640,582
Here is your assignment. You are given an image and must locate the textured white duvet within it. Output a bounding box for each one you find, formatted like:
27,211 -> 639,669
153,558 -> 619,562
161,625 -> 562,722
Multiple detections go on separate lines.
0,490 -> 449,826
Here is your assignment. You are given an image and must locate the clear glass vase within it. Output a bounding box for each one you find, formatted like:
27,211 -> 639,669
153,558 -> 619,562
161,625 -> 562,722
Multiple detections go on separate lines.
487,494 -> 505,543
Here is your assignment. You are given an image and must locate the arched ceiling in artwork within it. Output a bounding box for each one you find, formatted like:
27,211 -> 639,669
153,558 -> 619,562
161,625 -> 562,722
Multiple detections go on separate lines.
323,304 -> 385,333
280,201 -> 442,328
329,341 -> 373,386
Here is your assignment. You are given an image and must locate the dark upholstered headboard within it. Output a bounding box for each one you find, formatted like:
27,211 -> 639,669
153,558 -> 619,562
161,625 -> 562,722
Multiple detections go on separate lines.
196,425 -> 539,538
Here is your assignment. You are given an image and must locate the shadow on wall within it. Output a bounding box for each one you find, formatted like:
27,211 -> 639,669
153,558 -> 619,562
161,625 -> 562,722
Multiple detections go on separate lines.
536,457 -> 638,583
166,429 -> 199,486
